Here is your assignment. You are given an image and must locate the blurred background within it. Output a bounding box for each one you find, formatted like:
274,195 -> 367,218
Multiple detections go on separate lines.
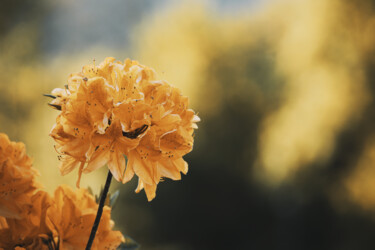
1,0 -> 375,249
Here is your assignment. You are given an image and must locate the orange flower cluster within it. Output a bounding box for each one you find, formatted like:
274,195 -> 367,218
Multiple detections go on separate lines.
0,133 -> 40,219
48,57 -> 200,201
0,133 -> 123,250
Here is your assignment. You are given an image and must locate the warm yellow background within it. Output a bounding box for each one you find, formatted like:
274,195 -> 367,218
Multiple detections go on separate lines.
1,0 -> 375,248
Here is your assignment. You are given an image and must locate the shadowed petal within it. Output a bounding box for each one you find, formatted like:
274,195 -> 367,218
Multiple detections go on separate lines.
108,151 -> 126,182
59,156 -> 80,176
84,146 -> 110,173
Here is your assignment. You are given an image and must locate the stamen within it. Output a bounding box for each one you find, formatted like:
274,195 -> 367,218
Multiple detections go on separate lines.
48,103 -> 62,111
43,94 -> 56,99
122,124 -> 148,139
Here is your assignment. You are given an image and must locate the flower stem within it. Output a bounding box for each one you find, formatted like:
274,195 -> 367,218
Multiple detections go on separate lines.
85,170 -> 113,250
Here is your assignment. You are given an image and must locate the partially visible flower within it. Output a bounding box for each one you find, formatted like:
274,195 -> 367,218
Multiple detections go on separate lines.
48,58 -> 199,200
0,133 -> 41,219
0,185 -> 124,250
0,191 -> 54,250
48,185 -> 124,250
0,133 -> 124,249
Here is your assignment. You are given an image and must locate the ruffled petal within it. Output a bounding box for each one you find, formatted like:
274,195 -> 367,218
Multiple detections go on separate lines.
173,158 -> 188,175
158,159 -> 181,180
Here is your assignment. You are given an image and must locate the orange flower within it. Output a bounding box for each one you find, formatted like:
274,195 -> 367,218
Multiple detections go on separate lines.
47,185 -> 124,250
48,57 -> 199,200
0,133 -> 41,219
0,191 -> 54,250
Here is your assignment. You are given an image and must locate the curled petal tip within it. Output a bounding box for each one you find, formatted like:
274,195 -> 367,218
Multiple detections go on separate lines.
192,115 -> 200,123
147,196 -> 155,202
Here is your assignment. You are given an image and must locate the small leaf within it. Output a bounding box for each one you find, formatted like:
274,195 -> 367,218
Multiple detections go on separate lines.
87,186 -> 94,196
117,236 -> 139,250
95,186 -> 103,203
95,183 -> 114,207
105,194 -> 110,206
110,190 -> 120,208
122,154 -> 128,177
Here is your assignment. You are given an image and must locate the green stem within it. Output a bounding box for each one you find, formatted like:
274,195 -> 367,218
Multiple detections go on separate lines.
85,170 -> 113,250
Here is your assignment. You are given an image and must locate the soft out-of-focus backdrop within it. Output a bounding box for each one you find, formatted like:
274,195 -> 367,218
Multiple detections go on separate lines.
1,0 -> 375,249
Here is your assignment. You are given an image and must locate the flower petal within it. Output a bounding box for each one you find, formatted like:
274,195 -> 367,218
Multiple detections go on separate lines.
158,159 -> 181,180
108,151 -> 126,182
59,156 -> 80,176
122,156 -> 135,184
84,146 -> 110,173
131,152 -> 155,185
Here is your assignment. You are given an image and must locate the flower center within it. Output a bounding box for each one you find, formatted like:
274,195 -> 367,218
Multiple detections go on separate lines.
122,125 -> 148,139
